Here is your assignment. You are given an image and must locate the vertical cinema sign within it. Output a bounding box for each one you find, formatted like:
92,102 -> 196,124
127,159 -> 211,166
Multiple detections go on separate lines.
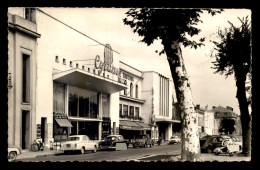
94,44 -> 120,76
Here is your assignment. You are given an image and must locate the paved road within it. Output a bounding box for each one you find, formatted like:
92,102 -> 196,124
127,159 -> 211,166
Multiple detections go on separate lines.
19,144 -> 181,162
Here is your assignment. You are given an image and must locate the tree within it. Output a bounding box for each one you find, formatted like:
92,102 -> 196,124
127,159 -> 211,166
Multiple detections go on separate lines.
211,16 -> 252,156
123,8 -> 222,161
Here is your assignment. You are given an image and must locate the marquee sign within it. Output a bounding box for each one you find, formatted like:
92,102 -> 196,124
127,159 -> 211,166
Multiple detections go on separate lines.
95,44 -> 120,75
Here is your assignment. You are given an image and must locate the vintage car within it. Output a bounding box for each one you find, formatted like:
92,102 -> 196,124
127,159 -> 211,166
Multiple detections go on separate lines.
169,136 -> 181,144
213,137 -> 242,156
132,134 -> 154,148
199,135 -> 212,147
8,144 -> 22,162
98,135 -> 130,150
62,135 -> 98,154
201,135 -> 231,153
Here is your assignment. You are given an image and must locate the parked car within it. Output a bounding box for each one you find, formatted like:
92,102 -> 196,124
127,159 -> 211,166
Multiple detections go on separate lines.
228,136 -> 243,151
169,136 -> 181,144
8,144 -> 22,162
199,135 -> 212,147
132,134 -> 154,148
62,135 -> 98,154
201,135 -> 231,153
98,135 -> 130,150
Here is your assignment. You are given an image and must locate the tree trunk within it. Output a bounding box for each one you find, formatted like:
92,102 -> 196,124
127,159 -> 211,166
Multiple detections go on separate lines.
163,40 -> 200,161
236,77 -> 251,156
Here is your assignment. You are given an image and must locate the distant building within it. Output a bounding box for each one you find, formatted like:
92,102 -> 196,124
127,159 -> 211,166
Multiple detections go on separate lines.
211,106 -> 242,135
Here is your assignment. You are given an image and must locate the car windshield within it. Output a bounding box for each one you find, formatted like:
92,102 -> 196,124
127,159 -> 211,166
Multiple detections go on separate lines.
135,135 -> 145,139
68,137 -> 80,141
106,136 -> 116,141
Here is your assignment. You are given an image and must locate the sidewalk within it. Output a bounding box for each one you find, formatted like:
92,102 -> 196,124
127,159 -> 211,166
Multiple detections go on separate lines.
16,148 -> 63,160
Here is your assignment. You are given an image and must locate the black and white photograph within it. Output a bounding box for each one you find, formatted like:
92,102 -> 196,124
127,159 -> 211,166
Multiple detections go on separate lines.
4,7 -> 253,163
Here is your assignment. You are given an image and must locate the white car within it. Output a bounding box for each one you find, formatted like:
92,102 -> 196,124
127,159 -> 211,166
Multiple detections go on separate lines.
62,135 -> 98,154
8,144 -> 22,162
169,136 -> 181,144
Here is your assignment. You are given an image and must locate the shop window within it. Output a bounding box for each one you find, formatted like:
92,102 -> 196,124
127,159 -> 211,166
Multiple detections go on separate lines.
135,85 -> 138,98
63,58 -> 66,65
129,106 -> 134,117
53,82 -> 65,113
130,83 -> 133,97
69,86 -> 98,118
123,105 -> 128,116
102,94 -> 109,117
135,107 -> 139,117
22,53 -> 30,103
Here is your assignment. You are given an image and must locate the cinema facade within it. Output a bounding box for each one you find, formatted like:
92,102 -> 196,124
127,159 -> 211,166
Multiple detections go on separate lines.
8,8 -> 179,149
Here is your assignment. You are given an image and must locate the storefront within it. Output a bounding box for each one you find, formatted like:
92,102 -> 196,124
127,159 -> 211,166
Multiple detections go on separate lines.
53,113 -> 72,142
53,67 -> 127,140
119,120 -> 151,139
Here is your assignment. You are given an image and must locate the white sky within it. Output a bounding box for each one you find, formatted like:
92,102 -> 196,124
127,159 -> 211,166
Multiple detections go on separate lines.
40,8 -> 251,114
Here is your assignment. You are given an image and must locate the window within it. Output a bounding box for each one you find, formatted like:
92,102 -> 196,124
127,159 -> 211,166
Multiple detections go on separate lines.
123,105 -> 128,116
69,86 -> 98,118
135,107 -> 139,117
119,104 -> 122,116
82,66 -> 85,70
22,54 -> 30,103
124,89 -> 127,96
63,58 -> 66,65
53,82 -> 65,113
88,68 -> 90,72
25,8 -> 36,22
129,106 -> 134,117
135,85 -> 138,98
76,63 -> 79,68
70,61 -> 73,67
55,56 -> 59,63
130,83 -> 133,97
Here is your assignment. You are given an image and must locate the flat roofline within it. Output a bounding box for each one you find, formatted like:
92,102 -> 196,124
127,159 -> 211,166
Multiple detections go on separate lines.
119,61 -> 143,73
143,71 -> 173,81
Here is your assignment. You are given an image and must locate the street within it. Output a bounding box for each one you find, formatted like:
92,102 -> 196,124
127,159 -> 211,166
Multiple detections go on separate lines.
18,144 -> 181,162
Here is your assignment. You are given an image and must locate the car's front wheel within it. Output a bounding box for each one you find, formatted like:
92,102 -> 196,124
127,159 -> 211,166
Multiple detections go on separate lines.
8,151 -> 17,162
92,145 -> 97,153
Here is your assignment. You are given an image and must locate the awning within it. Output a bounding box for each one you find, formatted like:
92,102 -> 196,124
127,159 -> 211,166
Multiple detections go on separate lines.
135,122 -> 151,130
119,120 -> 151,131
119,120 -> 142,130
155,118 -> 177,123
55,118 -> 73,127
53,69 -> 127,94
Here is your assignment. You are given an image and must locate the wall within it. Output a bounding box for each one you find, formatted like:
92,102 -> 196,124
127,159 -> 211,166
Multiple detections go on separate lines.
8,12 -> 38,147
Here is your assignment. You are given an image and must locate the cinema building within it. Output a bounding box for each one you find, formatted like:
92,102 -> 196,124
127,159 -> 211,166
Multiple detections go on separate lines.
8,8 -> 128,148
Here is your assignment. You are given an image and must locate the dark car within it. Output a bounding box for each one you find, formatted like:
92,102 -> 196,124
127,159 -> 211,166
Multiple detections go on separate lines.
199,135 -> 212,147
132,134 -> 154,148
98,135 -> 129,150
201,135 -> 231,153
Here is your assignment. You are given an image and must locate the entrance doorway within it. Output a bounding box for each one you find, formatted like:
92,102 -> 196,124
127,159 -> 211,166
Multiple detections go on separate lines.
22,110 -> 30,149
41,117 -> 47,143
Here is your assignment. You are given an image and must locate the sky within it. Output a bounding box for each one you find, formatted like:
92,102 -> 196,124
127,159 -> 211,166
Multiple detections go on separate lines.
39,8 -> 251,115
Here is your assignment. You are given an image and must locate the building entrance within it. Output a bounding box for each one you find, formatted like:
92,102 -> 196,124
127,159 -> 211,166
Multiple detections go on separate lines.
22,110 -> 30,149
41,117 -> 47,143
